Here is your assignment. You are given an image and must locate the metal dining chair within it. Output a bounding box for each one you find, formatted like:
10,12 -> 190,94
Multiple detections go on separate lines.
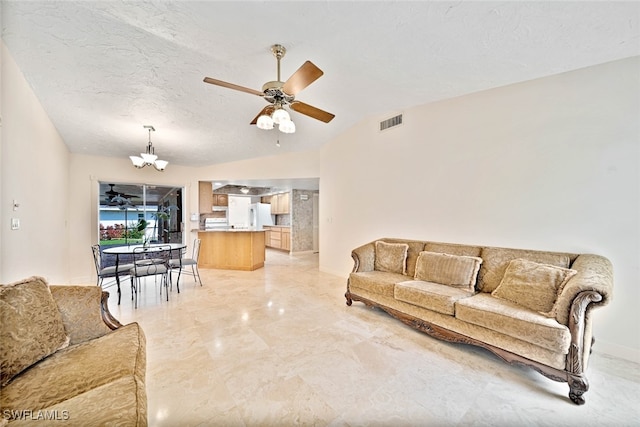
168,239 -> 202,291
130,245 -> 171,308
91,244 -> 134,290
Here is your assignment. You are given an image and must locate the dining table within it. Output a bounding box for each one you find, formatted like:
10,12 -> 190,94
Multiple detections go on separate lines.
102,242 -> 186,304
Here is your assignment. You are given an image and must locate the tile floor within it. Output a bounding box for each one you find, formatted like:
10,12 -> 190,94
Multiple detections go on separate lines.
106,250 -> 640,426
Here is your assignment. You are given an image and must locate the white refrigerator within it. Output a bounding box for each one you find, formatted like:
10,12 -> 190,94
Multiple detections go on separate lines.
249,203 -> 274,229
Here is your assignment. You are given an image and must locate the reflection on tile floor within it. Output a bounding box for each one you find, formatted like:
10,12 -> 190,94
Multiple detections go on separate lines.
106,250 -> 640,426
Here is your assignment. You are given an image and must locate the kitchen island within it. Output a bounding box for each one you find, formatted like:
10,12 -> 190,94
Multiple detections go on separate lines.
198,229 -> 266,271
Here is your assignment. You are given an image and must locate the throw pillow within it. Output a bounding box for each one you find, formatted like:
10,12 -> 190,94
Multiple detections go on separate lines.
0,276 -> 70,386
374,241 -> 409,275
414,251 -> 483,290
478,247 -> 573,293
491,259 -> 577,316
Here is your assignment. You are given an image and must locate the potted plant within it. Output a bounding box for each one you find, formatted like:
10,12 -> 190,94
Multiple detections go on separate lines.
150,205 -> 177,243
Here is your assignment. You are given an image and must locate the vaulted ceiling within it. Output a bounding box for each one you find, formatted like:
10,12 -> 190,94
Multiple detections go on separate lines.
2,1 -> 639,167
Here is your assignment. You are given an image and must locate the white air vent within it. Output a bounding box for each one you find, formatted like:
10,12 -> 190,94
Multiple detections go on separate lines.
379,114 -> 403,131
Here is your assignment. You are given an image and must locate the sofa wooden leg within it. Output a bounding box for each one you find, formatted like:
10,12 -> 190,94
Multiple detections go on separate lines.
345,291 -> 353,306
568,373 -> 588,405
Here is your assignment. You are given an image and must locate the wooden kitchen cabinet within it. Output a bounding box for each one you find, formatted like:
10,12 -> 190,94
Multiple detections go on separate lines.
264,226 -> 290,251
261,195 -> 272,204
199,181 -> 213,213
281,229 -> 291,251
278,192 -> 290,214
270,231 -> 281,248
270,193 -> 290,214
213,193 -> 228,206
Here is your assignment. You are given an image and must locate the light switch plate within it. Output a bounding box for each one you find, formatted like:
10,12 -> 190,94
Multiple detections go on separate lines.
11,218 -> 20,230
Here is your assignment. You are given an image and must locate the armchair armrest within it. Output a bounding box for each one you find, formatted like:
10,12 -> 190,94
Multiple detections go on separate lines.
351,242 -> 376,273
553,254 -> 613,327
50,285 -> 121,345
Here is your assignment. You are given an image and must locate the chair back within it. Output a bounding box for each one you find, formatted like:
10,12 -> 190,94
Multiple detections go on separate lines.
192,239 -> 201,261
91,244 -> 102,273
132,245 -> 171,276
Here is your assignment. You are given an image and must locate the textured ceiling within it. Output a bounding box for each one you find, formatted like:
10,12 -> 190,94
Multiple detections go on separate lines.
2,1 -> 639,167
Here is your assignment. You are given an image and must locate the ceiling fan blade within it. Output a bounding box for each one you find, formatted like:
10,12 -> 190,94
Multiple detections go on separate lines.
203,77 -> 264,97
282,61 -> 324,95
250,105 -> 276,125
290,101 -> 335,123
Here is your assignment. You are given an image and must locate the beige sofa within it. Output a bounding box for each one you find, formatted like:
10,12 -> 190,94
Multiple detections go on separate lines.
1,277 -> 147,426
345,238 -> 613,405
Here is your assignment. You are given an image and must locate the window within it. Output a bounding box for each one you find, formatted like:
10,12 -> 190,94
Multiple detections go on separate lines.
98,183 -> 183,247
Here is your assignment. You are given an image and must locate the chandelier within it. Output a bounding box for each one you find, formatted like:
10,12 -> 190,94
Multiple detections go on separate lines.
130,125 -> 168,171
256,104 -> 296,134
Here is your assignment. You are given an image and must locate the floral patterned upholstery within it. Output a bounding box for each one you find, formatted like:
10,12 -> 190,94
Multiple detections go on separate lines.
0,278 -> 147,426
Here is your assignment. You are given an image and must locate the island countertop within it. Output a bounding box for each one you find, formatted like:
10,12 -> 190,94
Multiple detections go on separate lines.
196,228 -> 267,233
197,229 -> 265,271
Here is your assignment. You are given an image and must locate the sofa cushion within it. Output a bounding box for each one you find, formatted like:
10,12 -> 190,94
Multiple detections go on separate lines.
349,271 -> 406,298
492,259 -> 577,316
455,293 -> 571,352
414,251 -> 483,291
50,285 -> 112,346
2,376 -> 147,427
374,241 -> 409,275
0,277 -> 70,387
381,239 -> 425,277
395,280 -> 474,315
0,322 -> 146,412
478,247 -> 574,293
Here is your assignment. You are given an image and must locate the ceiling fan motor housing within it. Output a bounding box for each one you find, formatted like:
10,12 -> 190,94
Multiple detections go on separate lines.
261,81 -> 295,105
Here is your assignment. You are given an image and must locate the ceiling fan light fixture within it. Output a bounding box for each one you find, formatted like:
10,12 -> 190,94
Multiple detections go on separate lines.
272,108 -> 290,125
257,114 -> 274,130
279,118 -> 296,134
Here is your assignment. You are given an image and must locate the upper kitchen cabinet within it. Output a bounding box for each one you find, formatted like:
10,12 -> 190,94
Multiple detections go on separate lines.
198,181 -> 213,214
270,192 -> 290,215
213,194 -> 228,207
260,195 -> 273,204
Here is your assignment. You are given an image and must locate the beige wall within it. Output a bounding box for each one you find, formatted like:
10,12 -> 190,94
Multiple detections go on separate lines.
319,56 -> 640,361
1,43 -> 71,283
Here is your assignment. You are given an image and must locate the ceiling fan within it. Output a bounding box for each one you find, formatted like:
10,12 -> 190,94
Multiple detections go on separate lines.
104,184 -> 137,205
203,44 -> 335,132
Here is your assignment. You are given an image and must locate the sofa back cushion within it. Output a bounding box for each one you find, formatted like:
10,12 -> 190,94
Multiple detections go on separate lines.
414,251 -> 483,291
491,259 -> 577,316
424,242 -> 482,258
380,239 -> 425,277
478,247 -> 576,293
0,276 -> 70,386
374,241 -> 409,275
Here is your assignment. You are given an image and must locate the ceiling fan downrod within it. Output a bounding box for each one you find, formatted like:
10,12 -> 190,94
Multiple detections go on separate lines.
271,44 -> 286,82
